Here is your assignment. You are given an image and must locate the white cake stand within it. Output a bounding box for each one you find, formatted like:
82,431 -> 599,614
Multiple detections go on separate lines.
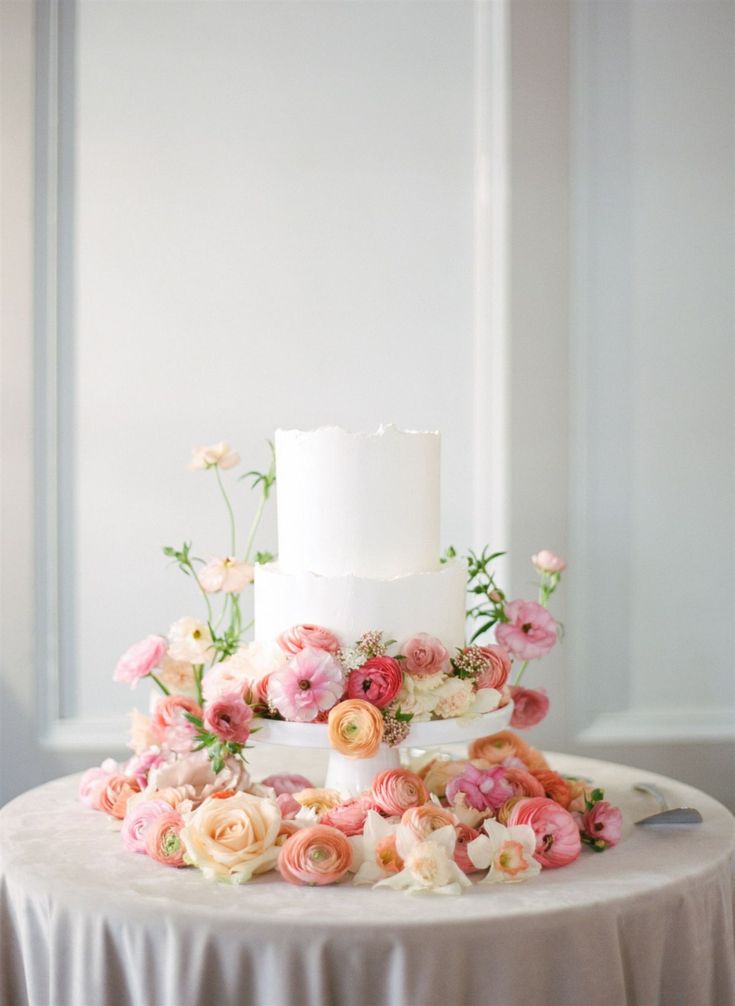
254,702 -> 514,795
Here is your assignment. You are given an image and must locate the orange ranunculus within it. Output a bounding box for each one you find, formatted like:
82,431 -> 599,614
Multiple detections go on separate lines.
531,770 -> 572,808
400,803 -> 458,842
468,730 -> 549,773
371,769 -> 428,817
327,699 -> 384,759
98,775 -> 141,819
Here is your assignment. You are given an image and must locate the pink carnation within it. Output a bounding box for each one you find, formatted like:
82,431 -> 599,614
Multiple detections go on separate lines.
268,647 -> 345,722
581,800 -> 623,849
278,624 -> 340,655
203,693 -> 254,744
445,764 -> 515,812
261,773 -> 315,796
495,600 -> 557,660
509,685 -> 550,729
346,656 -> 403,708
400,633 -> 449,677
476,645 -> 512,690
113,635 -> 167,687
509,797 -> 581,868
320,795 -> 375,837
121,799 -> 172,854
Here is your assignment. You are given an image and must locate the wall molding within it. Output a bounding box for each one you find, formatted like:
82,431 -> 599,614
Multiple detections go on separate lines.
578,708 -> 735,745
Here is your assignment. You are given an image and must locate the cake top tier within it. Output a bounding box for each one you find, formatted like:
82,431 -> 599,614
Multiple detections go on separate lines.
275,425 -> 441,578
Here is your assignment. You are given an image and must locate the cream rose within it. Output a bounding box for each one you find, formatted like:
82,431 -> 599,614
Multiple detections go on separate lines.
180,791 -> 281,883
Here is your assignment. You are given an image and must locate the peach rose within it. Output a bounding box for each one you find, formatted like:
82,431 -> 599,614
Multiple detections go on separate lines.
278,825 -> 353,886
371,769 -> 428,817
98,775 -> 141,819
400,803 -> 458,842
327,699 -> 384,759
278,624 -> 340,655
180,791 -> 281,882
468,730 -> 549,774
145,810 -> 187,867
476,645 -> 512,690
400,633 -> 449,677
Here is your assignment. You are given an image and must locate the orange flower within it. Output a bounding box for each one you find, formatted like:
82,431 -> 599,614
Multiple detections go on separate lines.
503,767 -> 546,799
531,770 -> 572,808
278,825 -> 353,886
98,775 -> 141,819
468,730 -> 549,773
371,769 -> 428,817
400,803 -> 458,842
327,699 -> 384,759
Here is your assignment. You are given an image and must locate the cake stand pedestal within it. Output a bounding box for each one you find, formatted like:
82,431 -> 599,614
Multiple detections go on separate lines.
255,702 -> 514,795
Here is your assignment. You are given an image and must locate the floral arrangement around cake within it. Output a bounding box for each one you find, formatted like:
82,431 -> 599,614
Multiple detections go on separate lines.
80,440 -> 622,894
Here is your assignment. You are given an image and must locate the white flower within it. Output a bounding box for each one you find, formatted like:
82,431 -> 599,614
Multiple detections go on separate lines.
395,673 -> 447,722
199,557 -> 254,594
167,617 -> 213,664
467,818 -> 541,884
432,678 -> 475,719
376,823 -> 470,895
157,653 -> 198,698
202,641 -> 286,703
456,686 -> 502,723
189,441 -> 240,471
350,811 -> 402,885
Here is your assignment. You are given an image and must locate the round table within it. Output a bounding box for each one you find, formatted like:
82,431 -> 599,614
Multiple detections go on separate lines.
1,754 -> 734,1006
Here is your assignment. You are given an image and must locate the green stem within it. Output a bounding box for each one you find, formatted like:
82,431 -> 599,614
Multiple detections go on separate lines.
243,489 -> 267,563
193,665 -> 204,706
188,561 -> 213,624
215,465 -> 237,556
149,673 -> 170,696
514,660 -> 529,686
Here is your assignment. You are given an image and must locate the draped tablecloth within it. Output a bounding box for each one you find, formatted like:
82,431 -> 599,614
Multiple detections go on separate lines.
1,753 -> 734,1006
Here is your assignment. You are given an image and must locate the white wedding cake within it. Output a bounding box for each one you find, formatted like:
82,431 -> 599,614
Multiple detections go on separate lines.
254,425 -> 467,649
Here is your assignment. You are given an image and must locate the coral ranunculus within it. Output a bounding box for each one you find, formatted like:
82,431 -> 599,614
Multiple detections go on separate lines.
508,797 -> 581,869
469,731 -> 549,774
346,656 -> 403,708
98,775 -> 142,819
476,645 -> 512,691
495,600 -> 557,660
278,824 -> 353,886
509,686 -> 550,729
268,647 -> 345,722
400,803 -> 458,842
327,699 -> 384,759
320,796 -> 375,837
113,635 -> 167,688
277,624 -> 341,655
400,633 -> 450,677
145,810 -> 187,867
532,770 -> 572,809
151,695 -> 203,754
371,769 -> 429,817
453,823 -> 483,874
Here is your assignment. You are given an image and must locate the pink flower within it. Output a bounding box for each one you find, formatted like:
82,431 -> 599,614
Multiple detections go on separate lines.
278,624 -> 340,655
509,686 -> 550,729
495,600 -> 557,660
98,775 -> 142,819
346,656 -> 403,708
400,633 -> 449,677
125,747 -> 167,788
203,693 -> 253,744
278,825 -> 353,886
532,550 -> 566,574
453,823 -> 483,874
371,769 -> 429,817
268,647 -> 345,722
446,764 -> 515,812
113,635 -> 167,688
476,645 -> 512,690
509,797 -> 581,868
321,796 -> 375,837
150,749 -> 250,803
121,799 -> 172,854
145,810 -> 187,867
581,801 -> 623,850
261,773 -> 315,796
199,557 -> 254,594
151,696 -> 203,754
276,793 -> 303,820
189,441 -> 240,470
78,764 -> 118,809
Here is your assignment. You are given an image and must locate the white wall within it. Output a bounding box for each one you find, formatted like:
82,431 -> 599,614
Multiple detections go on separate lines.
2,0 -> 733,807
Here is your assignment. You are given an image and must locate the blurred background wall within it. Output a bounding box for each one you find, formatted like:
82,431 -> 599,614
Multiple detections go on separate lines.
1,0 -> 733,808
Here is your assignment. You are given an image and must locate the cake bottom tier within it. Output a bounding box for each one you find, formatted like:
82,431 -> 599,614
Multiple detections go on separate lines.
254,559 -> 467,652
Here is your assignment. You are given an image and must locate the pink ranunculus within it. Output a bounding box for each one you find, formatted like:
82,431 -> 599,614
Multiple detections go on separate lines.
509,686 -> 550,729
581,800 -> 623,850
532,550 -> 567,574
453,823 -> 483,874
145,810 -> 187,867
78,765 -> 117,809
276,793 -> 303,820
121,799 -> 172,855
151,695 -> 203,754
278,825 -> 353,886
277,624 -> 341,656
508,797 -> 581,869
371,769 -> 429,817
476,645 -> 512,690
261,773 -> 315,796
495,600 -> 557,661
113,635 -> 167,687
268,647 -> 345,722
320,795 -> 375,837
203,693 -> 254,745
400,633 -> 449,677
125,747 -> 167,789
346,656 -> 403,708
445,764 -> 515,812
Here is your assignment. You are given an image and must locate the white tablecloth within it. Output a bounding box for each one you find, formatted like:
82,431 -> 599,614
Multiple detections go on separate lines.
1,753 -> 734,1006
